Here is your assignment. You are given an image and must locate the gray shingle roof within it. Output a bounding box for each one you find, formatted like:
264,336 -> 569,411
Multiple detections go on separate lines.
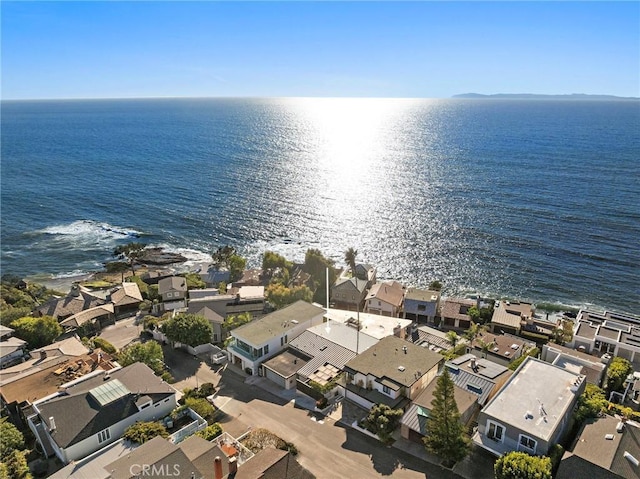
37,363 -> 175,449
344,336 -> 443,388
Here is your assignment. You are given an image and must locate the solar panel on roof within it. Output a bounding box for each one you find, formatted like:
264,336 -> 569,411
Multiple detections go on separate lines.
89,379 -> 130,406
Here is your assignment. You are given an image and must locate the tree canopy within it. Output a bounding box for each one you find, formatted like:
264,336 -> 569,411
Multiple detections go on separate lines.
266,283 -> 313,310
494,451 -> 552,479
361,403 -> 403,444
428,280 -> 443,291
113,242 -> 147,275
574,383 -> 608,424
118,341 -> 165,375
10,315 -> 62,348
163,313 -> 213,347
0,419 -> 25,459
344,247 -> 358,278
224,312 -> 252,332
423,369 -> 470,467
606,356 -> 633,394
211,246 -> 246,282
303,249 -> 337,306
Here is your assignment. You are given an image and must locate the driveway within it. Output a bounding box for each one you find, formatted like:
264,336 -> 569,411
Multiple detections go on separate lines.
98,316 -> 141,350
212,367 -> 463,479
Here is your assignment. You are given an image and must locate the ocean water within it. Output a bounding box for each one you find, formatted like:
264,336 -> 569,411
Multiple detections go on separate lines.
1,98 -> 639,313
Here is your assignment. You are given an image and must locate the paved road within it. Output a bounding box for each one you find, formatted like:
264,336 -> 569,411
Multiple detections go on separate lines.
212,367 -> 463,479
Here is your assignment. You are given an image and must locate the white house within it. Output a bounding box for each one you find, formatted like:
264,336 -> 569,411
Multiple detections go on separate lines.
28,362 -> 178,464
227,300 -> 325,375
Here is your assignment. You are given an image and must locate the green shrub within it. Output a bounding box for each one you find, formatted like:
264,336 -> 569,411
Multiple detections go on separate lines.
91,337 -> 117,354
123,421 -> 168,444
195,423 -> 223,441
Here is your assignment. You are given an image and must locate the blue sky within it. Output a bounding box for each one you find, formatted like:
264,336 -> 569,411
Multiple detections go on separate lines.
2,1 -> 639,99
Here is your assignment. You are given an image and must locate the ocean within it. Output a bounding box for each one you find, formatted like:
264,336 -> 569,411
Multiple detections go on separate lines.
1,97 -> 639,313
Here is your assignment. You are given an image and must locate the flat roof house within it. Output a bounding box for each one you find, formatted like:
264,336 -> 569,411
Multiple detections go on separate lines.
343,336 -> 443,410
473,356 -> 586,457
569,309 -> 640,363
227,300 -> 326,375
541,343 -> 609,387
28,362 -> 178,464
467,332 -> 534,367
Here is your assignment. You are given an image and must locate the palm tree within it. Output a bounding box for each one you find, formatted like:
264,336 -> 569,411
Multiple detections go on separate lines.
446,330 -> 459,348
344,247 -> 358,278
476,338 -> 495,359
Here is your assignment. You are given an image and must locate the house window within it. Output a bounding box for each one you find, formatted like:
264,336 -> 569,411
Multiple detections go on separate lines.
284,335 -> 288,344
213,333 -> 218,342
518,435 -> 537,454
487,420 -> 505,443
417,305 -> 426,311
166,292 -> 172,298
383,385 -> 391,395
97,428 -> 111,444
139,403 -> 150,410
281,337 -> 284,346
264,344 -> 269,354
378,300 -> 381,307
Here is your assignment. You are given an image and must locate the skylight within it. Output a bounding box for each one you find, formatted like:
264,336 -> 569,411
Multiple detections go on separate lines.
89,379 -> 130,406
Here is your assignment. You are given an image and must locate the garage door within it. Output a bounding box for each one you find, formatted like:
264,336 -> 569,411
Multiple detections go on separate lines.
263,366 -> 286,388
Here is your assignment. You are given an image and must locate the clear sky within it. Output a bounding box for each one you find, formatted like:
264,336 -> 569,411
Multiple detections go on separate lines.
2,1 -> 639,100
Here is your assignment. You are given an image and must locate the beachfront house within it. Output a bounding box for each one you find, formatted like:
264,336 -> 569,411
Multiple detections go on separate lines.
473,356 -> 585,457
226,300 -> 326,375
28,362 -> 177,464
109,281 -> 143,318
440,297 -> 476,331
331,277 -> 369,312
34,285 -> 107,322
364,281 -> 405,317
489,300 -> 535,336
403,288 -> 440,325
343,335 -> 443,410
466,332 -> 533,367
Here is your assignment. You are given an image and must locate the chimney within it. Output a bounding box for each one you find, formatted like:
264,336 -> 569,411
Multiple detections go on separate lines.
69,284 -> 80,297
49,416 -> 56,431
214,456 -> 223,479
39,350 -> 47,360
228,457 -> 238,475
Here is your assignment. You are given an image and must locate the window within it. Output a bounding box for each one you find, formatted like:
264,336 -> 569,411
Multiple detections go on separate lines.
213,333 -> 218,342
166,292 -> 172,298
97,428 -> 111,444
383,385 -> 391,395
487,420 -> 505,442
284,335 -> 288,344
264,344 -> 269,354
281,337 -> 284,346
378,300 -> 381,307
417,304 -> 426,311
139,403 -> 150,410
518,435 -> 537,454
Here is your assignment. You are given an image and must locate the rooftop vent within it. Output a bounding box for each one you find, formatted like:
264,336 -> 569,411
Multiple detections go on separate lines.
291,320 -> 299,324
624,451 -> 639,467
398,366 -> 406,372
605,434 -> 615,440
49,417 -> 56,431
511,344 -> 519,350
505,351 -> 510,356
493,347 -> 500,352
402,346 -> 408,354
524,411 -> 533,420
617,422 -> 625,433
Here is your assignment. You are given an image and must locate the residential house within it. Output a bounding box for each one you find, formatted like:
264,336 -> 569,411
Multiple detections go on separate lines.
59,304 -> 115,333
233,268 -> 264,287
28,362 -> 178,464
266,320 -> 379,392
467,332 -> 533,367
473,356 -> 586,456
489,300 -> 536,336
354,263 -> 377,287
139,269 -> 174,285
343,335 -> 444,410
0,325 -> 15,340
444,354 -> 512,407
556,415 -> 640,479
234,447 -> 316,479
403,288 -> 441,325
569,309 -> 640,363
1,347 -> 117,426
324,308 -> 412,340
331,277 -> 369,311
400,375 -> 478,444
364,281 -> 405,317
158,276 -> 188,310
541,343 -> 609,387
187,288 -> 267,324
35,285 -> 107,321
109,282 -> 143,318
0,335 -> 28,368
411,325 -> 456,353
187,303 -> 226,344
200,267 -> 231,289
440,297 -> 476,331
227,300 -> 326,375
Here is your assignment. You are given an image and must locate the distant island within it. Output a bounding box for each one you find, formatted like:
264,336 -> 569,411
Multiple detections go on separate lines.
452,93 -> 639,100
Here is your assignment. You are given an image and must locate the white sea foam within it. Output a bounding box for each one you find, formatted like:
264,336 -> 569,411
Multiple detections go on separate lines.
35,220 -> 143,245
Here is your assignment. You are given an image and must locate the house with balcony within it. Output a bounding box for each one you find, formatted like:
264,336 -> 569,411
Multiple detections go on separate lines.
28,362 -> 178,464
569,309 -> 640,363
343,335 -> 443,410
227,300 -> 325,375
364,281 -> 405,317
403,288 -> 441,325
473,356 -> 586,457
